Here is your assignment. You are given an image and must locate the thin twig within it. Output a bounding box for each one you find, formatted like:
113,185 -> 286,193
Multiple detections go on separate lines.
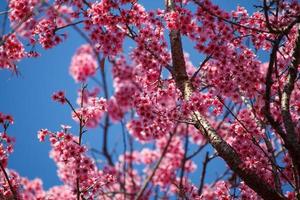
179,128 -> 189,190
198,152 -> 209,195
211,168 -> 231,188
54,20 -> 85,32
0,163 -> 18,200
190,54 -> 212,82
121,120 -> 127,199
75,84 -> 87,200
0,10 -> 11,16
186,142 -> 207,160
0,13 -> 32,46
1,1 -> 10,37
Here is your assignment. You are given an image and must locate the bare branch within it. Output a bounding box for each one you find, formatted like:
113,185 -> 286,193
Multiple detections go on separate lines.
190,54 -> 212,82
198,152 -> 209,195
179,129 -> 189,190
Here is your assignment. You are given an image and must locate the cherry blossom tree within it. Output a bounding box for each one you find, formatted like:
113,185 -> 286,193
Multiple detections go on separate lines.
1,0 -> 300,199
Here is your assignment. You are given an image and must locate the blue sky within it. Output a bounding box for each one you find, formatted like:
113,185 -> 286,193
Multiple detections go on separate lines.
0,0 -> 260,190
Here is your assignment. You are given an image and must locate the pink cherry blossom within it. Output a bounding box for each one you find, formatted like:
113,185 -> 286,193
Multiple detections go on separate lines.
70,44 -> 98,82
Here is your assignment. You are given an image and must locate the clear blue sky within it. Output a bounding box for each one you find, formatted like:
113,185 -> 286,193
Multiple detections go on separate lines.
0,0 -> 259,190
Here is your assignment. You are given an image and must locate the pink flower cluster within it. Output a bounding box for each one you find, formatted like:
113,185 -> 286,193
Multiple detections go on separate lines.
52,91 -> 66,104
87,1 -> 126,55
8,0 -> 40,22
108,57 -> 139,121
34,19 -> 63,49
38,128 -> 116,198
0,113 -> 14,167
151,136 -> 196,187
164,8 -> 196,35
0,34 -> 26,71
127,87 -> 178,141
182,91 -> 223,117
0,133 -> 14,168
69,44 -> 98,82
0,169 -> 20,199
72,97 -> 107,128
200,181 -> 231,200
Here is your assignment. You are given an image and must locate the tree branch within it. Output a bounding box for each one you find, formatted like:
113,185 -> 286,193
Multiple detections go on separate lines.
280,25 -> 300,198
197,151 -> 209,195
0,163 -> 18,200
167,0 -> 287,199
